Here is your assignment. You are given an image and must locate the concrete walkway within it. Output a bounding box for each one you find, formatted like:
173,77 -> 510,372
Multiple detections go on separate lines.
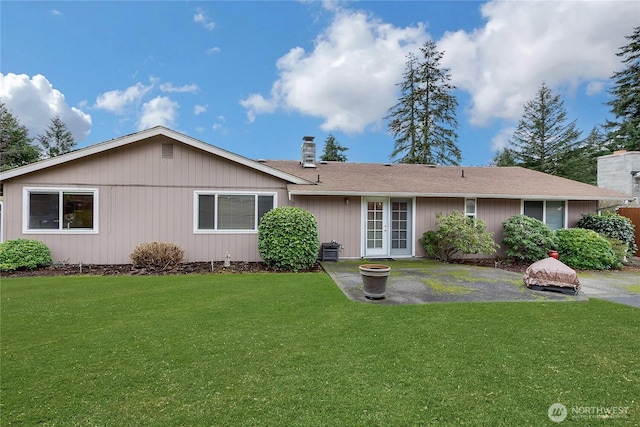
579,270 -> 640,308
321,259 -> 639,308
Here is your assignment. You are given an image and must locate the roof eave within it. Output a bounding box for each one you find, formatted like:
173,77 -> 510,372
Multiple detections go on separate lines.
286,189 -> 631,201
0,126 -> 312,185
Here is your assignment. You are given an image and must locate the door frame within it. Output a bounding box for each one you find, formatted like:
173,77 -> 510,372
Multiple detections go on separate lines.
361,197 -> 415,258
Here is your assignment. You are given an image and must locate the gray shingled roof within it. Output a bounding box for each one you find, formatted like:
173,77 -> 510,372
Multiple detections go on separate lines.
263,160 -> 630,201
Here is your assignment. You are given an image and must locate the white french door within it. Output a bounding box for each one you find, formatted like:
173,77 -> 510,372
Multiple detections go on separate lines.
363,198 -> 413,258
364,198 -> 387,257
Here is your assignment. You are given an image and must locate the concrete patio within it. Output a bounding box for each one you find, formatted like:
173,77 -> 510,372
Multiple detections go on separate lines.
321,259 -> 640,308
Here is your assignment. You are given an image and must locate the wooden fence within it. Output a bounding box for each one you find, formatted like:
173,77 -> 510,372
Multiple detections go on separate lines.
618,207 -> 640,256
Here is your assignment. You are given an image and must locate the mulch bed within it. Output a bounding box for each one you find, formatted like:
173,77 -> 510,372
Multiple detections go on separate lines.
2,258 -> 638,278
1,261 -> 324,278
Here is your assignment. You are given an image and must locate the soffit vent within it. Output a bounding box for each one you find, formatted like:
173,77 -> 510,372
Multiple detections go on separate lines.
161,143 -> 174,159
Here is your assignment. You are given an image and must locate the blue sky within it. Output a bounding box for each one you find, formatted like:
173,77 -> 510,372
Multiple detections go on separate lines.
1,1 -> 638,165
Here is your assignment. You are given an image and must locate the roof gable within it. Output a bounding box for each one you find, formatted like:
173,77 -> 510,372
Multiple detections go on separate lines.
0,126 -> 311,185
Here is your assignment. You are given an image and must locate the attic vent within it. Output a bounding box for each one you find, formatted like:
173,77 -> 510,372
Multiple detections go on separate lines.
301,136 -> 316,168
161,143 -> 174,159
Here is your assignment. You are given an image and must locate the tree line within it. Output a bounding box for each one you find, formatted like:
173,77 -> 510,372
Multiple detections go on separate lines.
387,26 -> 638,185
0,102 -> 76,171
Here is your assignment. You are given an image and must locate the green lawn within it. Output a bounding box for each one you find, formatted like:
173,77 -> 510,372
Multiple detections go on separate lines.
1,273 -> 638,426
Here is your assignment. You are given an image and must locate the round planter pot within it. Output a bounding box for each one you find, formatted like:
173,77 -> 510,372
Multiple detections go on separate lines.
359,264 -> 391,300
548,250 -> 559,260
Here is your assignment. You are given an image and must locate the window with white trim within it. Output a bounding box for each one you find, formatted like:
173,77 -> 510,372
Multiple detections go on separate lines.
24,188 -> 98,233
464,198 -> 477,218
195,192 -> 275,232
523,200 -> 565,230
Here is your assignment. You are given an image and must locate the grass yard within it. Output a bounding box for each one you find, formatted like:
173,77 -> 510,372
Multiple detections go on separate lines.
1,273 -> 639,426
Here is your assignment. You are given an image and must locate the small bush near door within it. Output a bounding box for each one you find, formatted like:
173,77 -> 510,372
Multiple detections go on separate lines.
0,239 -> 52,271
130,242 -> 185,271
421,211 -> 498,262
258,206 -> 319,271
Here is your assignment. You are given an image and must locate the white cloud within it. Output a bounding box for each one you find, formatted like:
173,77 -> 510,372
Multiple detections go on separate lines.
50,9 -> 63,16
94,82 -> 152,114
439,0 -> 639,125
212,115 -> 225,131
491,126 -> 516,152
240,9 -> 427,134
160,83 -> 199,93
586,81 -> 606,96
206,46 -> 221,54
0,73 -> 92,141
194,8 -> 215,30
137,96 -> 178,130
193,104 -> 208,115
239,94 -> 276,123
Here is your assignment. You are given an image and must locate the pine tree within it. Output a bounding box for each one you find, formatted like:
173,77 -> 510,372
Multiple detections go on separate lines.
557,126 -> 608,185
0,101 -> 41,171
38,115 -> 76,158
605,26 -> 640,152
320,133 -> 348,162
507,82 -> 581,175
489,147 -> 517,167
386,42 -> 460,165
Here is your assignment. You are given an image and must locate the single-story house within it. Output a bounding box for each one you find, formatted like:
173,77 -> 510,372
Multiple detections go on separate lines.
0,126 -> 631,264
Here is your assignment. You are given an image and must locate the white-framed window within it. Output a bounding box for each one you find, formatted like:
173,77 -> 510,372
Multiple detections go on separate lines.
464,198 -> 477,218
522,200 -> 566,230
194,191 -> 276,233
23,187 -> 98,234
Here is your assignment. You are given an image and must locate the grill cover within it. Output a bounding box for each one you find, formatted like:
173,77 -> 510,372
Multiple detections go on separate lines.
524,257 -> 580,291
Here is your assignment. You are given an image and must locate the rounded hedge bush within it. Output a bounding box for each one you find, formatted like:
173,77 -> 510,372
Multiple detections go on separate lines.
258,206 -> 319,271
0,239 -> 53,271
575,212 -> 637,258
502,215 -> 558,264
130,241 -> 185,270
555,228 -> 621,270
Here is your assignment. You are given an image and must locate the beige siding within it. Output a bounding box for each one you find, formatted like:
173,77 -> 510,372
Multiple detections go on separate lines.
291,195 -> 361,259
477,199 -> 521,256
3,135 -> 289,263
567,200 -> 597,227
414,197 -> 463,257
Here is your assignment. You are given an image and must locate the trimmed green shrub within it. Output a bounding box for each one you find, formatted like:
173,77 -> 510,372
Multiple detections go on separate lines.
130,241 -> 184,270
421,211 -> 498,262
502,215 -> 558,264
258,206 -> 319,271
605,237 -> 629,266
0,239 -> 53,271
555,228 -> 621,270
575,212 -> 637,258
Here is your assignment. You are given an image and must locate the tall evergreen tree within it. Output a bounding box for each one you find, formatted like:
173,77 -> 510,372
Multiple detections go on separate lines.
557,126 -> 608,185
38,115 -> 76,158
605,26 -> 640,152
489,147 -> 517,167
320,133 -> 348,162
386,41 -> 460,165
0,101 -> 41,171
507,82 -> 581,175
